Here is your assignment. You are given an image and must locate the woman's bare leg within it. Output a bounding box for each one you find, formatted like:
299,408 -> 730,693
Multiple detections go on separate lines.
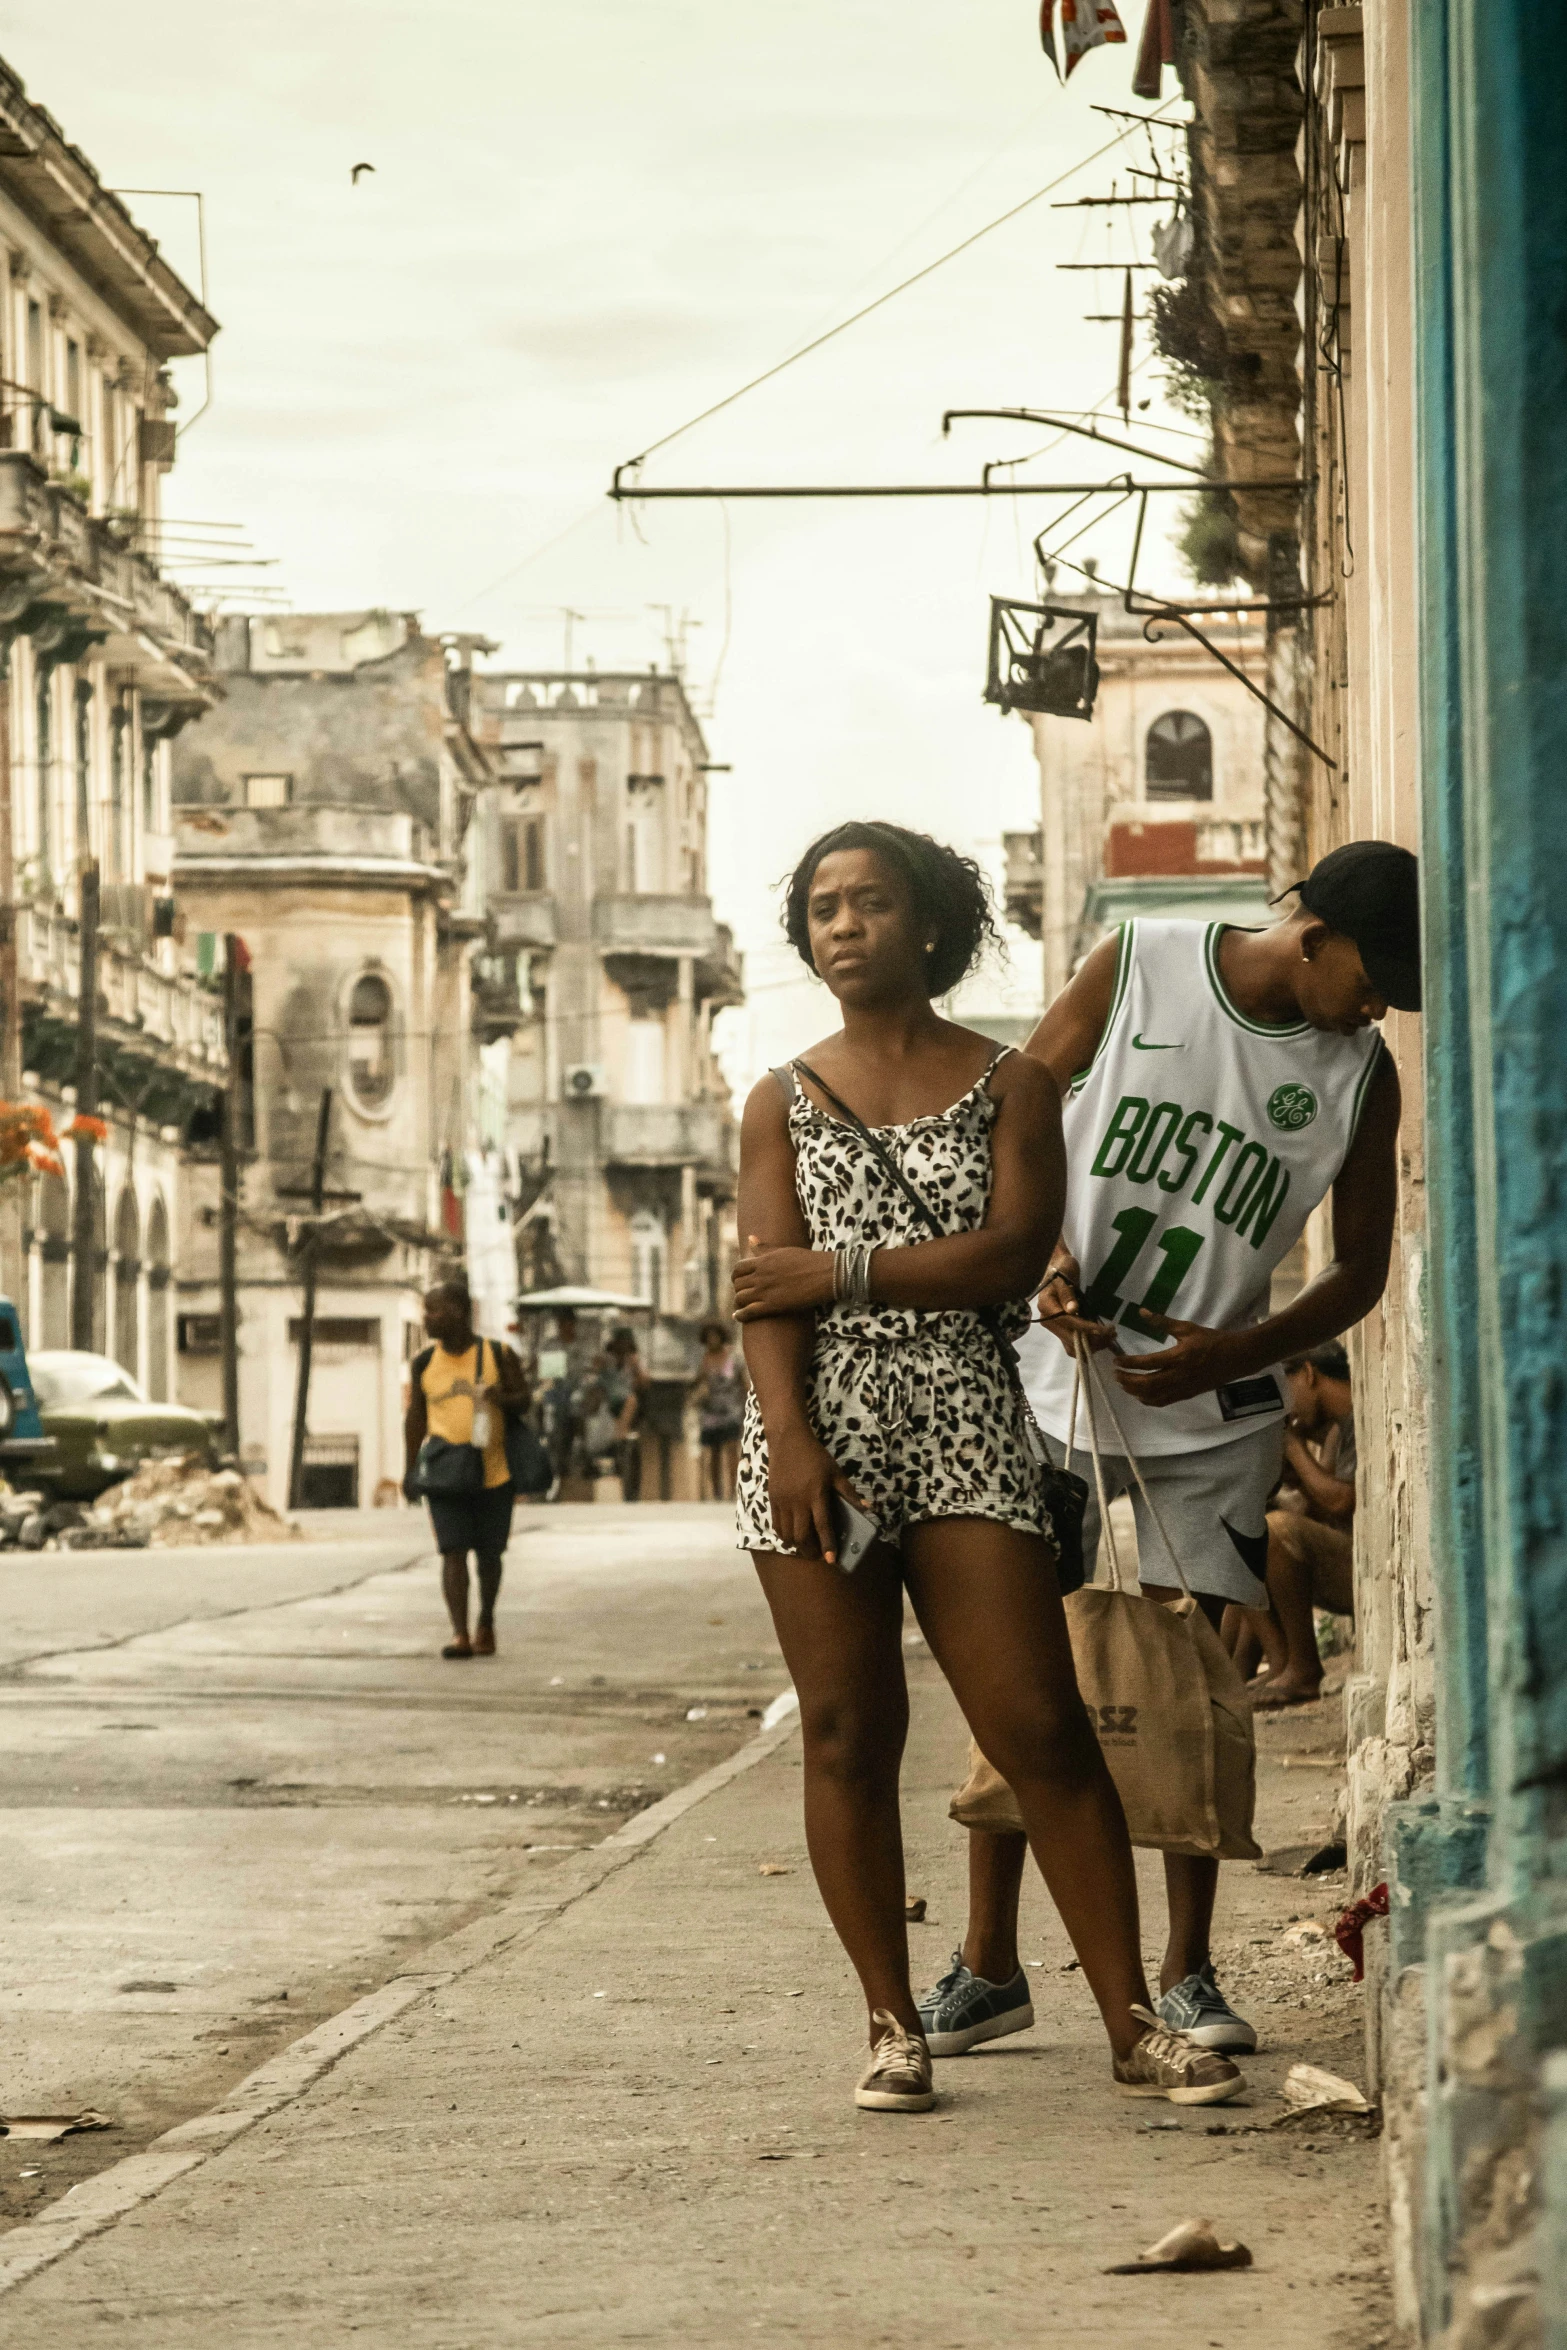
753,1543 -> 918,2038
903,1517 -> 1151,2061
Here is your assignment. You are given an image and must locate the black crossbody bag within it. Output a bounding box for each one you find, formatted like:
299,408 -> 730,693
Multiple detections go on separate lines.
784,1058 -> 1087,1595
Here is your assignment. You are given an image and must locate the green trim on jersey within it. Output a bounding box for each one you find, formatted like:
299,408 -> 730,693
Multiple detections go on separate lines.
1070,923 -> 1135,1096
1346,1034 -> 1387,1145
1203,923 -> 1312,1039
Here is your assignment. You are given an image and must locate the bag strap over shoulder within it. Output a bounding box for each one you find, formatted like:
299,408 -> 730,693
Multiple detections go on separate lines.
790,1058 -> 949,1242
790,1055 -> 1040,1428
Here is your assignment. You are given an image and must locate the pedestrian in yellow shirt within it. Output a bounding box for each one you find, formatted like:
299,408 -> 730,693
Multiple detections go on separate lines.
403,1281 -> 529,1658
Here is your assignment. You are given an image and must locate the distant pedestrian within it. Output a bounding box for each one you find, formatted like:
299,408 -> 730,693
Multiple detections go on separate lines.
404,1282 -> 529,1658
538,1307 -> 593,1492
693,1321 -> 747,1500
732,818 -> 1241,2116
597,1325 -> 649,1501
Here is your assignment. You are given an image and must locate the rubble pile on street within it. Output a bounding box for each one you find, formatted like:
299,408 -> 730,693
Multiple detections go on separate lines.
87,1458 -> 300,1548
0,1460 -> 299,1551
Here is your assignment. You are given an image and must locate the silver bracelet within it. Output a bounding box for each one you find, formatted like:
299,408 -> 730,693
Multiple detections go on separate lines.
832,1241 -> 877,1307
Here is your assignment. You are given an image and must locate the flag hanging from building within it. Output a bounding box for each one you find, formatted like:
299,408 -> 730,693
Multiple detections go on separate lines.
1040,0 -> 1127,81
1132,0 -> 1180,100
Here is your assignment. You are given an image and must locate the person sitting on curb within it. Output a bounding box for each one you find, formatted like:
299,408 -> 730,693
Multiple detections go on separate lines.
1235,1340 -> 1357,1709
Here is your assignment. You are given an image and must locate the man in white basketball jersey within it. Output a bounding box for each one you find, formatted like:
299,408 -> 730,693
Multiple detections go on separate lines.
918,842 -> 1420,2061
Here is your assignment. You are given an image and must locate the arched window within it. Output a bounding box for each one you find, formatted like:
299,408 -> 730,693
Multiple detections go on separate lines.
91,1174 -> 108,1355
113,1186 -> 140,1375
347,972 -> 395,1109
145,1193 -> 170,1401
38,1170 -> 70,1347
1145,710 -> 1214,802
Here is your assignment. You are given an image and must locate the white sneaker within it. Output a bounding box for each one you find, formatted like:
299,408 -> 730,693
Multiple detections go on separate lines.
854,2009 -> 936,2112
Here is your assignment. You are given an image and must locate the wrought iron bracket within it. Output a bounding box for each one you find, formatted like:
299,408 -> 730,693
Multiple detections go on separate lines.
1026,488 -> 1338,770
984,599 -> 1100,721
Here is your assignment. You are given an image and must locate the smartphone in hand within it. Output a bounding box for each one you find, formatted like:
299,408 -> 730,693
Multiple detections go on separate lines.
830,1490 -> 881,1574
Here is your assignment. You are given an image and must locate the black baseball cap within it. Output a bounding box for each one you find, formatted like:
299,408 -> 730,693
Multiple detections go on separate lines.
1295,840 -> 1422,1012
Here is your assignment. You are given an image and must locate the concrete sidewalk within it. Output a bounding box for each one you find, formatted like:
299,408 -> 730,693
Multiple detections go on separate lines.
0,1654 -> 1387,2347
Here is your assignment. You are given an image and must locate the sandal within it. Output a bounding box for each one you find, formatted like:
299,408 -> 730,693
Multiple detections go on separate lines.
472,1626 -> 496,1656
441,1636 -> 473,1660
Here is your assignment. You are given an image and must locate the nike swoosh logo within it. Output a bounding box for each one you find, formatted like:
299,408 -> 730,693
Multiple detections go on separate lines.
1131,1033 -> 1184,1051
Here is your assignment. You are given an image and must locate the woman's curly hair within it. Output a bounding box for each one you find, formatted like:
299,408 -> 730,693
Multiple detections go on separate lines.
781,820 -> 1001,998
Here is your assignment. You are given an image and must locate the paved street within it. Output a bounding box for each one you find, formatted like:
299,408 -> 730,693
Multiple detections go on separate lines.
0,1590 -> 1385,2347
0,1503 -> 785,2227
0,1497 -> 1388,2345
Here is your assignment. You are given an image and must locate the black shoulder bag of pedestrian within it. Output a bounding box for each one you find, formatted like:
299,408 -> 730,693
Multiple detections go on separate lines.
412,1342 -> 484,1499
784,1058 -> 1087,1595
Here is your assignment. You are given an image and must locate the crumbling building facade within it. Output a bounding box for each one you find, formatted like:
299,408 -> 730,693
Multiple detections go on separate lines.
0,60 -> 226,1396
1167,3 -> 1567,2338
469,665 -> 743,1355
170,611 -> 492,1508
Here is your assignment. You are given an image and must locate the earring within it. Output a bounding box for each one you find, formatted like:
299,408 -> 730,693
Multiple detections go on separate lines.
925,941 -> 936,951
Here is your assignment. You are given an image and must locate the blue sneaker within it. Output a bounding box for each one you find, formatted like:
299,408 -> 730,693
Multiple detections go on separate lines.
1156,1962 -> 1257,2054
916,1950 -> 1034,2057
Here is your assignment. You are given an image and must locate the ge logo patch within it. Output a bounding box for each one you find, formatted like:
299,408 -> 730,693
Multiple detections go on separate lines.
1268,1083 -> 1318,1131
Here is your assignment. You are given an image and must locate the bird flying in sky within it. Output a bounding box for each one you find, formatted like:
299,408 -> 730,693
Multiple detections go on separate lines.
351,161 -> 375,184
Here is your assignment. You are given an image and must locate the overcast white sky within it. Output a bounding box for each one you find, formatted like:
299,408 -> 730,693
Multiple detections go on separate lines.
6,0 -> 1195,1080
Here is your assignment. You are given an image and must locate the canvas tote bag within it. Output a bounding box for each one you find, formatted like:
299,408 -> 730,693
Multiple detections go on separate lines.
950,1341 -> 1260,1861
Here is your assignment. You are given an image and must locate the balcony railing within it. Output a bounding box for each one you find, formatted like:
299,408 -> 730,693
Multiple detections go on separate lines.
17,901 -> 226,1073
603,1100 -> 733,1172
594,894 -> 719,958
173,802 -> 440,878
0,451 -> 212,670
491,894 -> 558,951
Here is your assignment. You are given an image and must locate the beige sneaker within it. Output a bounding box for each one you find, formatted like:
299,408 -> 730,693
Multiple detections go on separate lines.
854,2009 -> 936,2112
1114,2004 -> 1246,2106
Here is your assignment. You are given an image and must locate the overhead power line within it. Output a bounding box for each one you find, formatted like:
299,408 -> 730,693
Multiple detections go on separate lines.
618,100 -> 1181,479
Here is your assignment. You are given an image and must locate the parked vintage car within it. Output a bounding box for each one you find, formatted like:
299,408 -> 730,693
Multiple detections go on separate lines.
0,1296 -> 56,1478
25,1351 -> 221,1500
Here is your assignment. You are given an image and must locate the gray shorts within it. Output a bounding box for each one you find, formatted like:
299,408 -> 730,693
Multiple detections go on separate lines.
1044,1420 -> 1283,1611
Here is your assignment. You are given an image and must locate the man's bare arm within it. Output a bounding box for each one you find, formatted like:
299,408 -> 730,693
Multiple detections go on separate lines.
1285,1430 -> 1357,1522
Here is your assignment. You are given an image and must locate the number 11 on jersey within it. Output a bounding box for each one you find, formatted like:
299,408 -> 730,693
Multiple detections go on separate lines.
1080,1207 -> 1205,1336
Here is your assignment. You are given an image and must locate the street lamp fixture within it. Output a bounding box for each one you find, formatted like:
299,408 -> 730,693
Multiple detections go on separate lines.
984,598 -> 1099,721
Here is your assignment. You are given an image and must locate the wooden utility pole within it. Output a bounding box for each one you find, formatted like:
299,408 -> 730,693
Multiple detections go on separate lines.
286,1087 -> 333,1511
218,934 -> 241,1457
70,857 -> 100,1350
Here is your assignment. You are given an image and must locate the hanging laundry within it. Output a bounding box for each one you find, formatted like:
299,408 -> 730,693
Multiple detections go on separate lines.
1153,211 -> 1194,279
1133,0 -> 1181,100
1040,0 -> 1128,82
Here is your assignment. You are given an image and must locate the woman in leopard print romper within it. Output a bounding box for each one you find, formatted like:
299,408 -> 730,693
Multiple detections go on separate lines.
732,821 -> 1195,2118
733,1052 -> 1048,1551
